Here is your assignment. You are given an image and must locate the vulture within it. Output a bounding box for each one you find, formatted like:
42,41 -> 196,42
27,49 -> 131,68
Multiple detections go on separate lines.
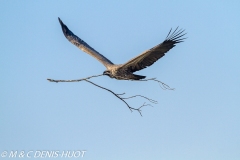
58,17 -> 186,80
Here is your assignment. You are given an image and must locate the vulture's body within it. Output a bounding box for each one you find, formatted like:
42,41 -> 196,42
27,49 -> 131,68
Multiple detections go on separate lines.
58,18 -> 186,80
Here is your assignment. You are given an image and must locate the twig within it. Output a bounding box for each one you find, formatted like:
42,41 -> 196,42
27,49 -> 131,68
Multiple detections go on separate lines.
84,79 -> 150,116
121,94 -> 158,104
47,74 -> 173,116
47,74 -> 103,82
133,78 -> 174,90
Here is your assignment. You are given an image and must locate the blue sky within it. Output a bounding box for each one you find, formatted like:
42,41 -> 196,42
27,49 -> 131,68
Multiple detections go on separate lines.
1,1 -> 240,160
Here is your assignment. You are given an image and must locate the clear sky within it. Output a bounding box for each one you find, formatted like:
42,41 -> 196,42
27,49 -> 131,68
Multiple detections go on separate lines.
1,1 -> 240,160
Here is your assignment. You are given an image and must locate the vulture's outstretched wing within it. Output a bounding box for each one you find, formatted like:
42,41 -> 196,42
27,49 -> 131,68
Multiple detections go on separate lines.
120,28 -> 186,72
58,18 -> 113,68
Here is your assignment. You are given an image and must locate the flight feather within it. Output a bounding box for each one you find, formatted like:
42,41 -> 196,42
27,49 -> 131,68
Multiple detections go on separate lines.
58,18 -> 113,68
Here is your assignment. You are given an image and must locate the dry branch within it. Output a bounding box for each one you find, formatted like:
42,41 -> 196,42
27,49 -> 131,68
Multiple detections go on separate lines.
47,74 -> 103,83
134,78 -> 174,90
47,74 -> 173,116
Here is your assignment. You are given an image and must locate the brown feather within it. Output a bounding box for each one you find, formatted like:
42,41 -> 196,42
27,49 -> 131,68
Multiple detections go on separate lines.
120,28 -> 186,72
